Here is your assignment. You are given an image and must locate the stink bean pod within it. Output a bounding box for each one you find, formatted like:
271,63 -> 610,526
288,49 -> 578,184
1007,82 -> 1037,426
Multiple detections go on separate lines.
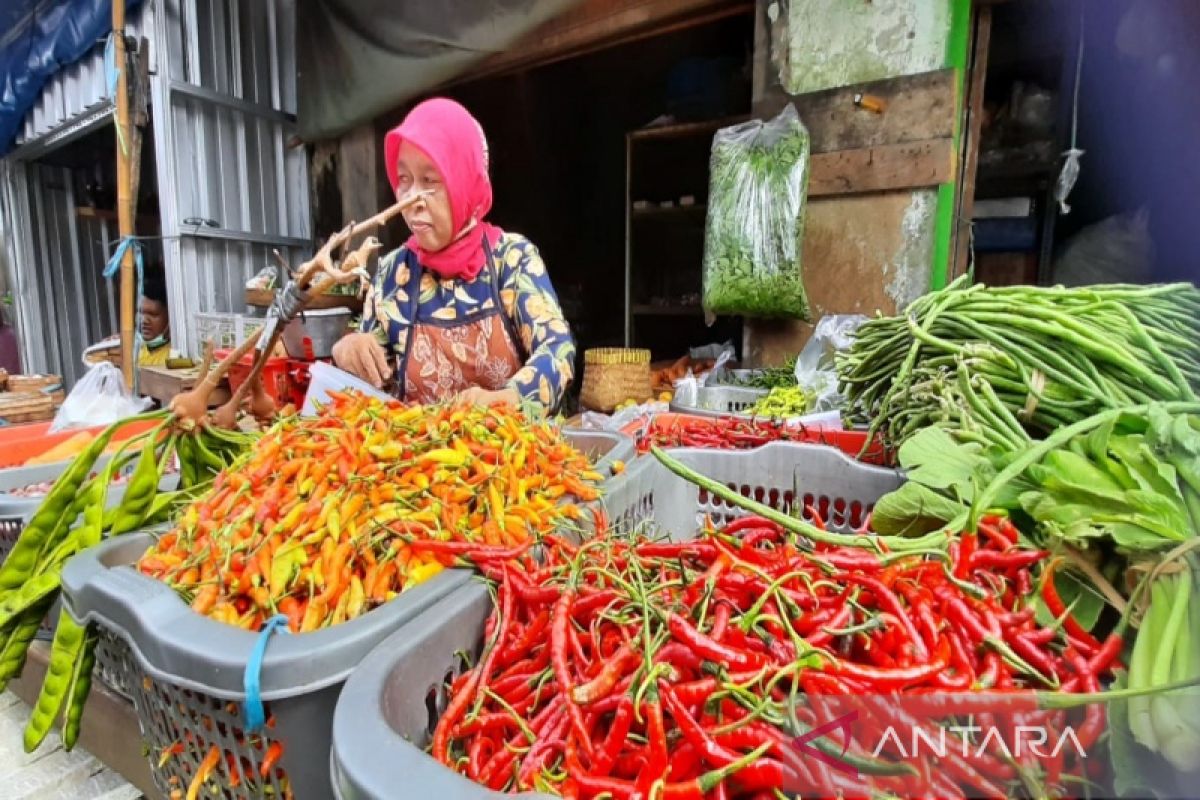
24,610 -> 88,752
61,630 -> 98,750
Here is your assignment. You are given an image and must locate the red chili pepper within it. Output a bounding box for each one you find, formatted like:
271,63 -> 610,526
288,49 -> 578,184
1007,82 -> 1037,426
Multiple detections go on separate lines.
970,549 -> 1046,571
572,641 -> 638,705
1041,560 -> 1102,649
259,741 -> 283,778
668,613 -> 765,670
954,532 -> 977,579
842,573 -> 929,660
549,587 -> 594,760
635,683 -> 669,797
1086,631 -> 1124,675
829,656 -> 947,689
589,694 -> 634,777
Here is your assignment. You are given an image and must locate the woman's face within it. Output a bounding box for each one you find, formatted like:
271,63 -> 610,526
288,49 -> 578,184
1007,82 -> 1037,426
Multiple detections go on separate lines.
395,141 -> 454,252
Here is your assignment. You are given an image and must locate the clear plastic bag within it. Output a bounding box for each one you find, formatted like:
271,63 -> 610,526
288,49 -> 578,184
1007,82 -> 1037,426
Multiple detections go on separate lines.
50,362 -> 153,433
581,401 -> 670,432
702,105 -> 811,320
793,314 -> 867,412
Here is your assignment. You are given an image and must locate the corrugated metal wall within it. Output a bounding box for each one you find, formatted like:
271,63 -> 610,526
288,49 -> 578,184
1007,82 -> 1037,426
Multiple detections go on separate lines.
14,3 -> 157,153
0,163 -> 119,385
152,0 -> 310,356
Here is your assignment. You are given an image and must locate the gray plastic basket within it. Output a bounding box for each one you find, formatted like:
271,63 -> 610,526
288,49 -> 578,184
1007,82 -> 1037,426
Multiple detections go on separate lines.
61,532 -> 474,800
597,441 -> 904,539
669,385 -> 766,418
559,428 -> 634,475
329,444 -> 904,799
330,581 -> 551,800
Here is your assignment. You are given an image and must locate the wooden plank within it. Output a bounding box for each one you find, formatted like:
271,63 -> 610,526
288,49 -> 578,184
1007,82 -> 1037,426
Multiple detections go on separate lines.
472,0 -> 752,79
758,69 -> 958,154
809,138 -> 955,197
10,643 -> 157,799
953,6 -> 992,280
137,366 -> 230,408
742,192 -> 935,365
337,123 -> 381,239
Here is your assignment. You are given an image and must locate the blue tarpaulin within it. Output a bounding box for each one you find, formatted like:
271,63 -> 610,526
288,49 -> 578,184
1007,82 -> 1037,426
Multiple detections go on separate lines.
0,0 -> 143,156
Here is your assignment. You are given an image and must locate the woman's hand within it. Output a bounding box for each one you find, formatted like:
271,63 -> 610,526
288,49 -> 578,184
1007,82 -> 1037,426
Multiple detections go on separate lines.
455,386 -> 520,409
332,332 -> 392,388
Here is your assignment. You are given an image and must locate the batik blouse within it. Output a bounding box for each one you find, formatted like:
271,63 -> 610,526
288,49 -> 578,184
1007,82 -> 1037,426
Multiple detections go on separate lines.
361,232 -> 576,410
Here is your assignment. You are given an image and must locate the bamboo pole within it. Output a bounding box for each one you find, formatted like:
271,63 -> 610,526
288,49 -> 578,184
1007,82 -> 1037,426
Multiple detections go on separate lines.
113,0 -> 135,387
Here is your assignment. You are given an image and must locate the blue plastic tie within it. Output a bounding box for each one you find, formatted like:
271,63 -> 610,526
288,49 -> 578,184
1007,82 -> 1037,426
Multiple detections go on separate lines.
104,236 -> 147,393
243,613 -> 290,733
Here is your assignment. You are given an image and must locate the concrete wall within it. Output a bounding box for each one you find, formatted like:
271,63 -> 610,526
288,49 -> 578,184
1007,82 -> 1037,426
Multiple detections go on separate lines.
746,0 -> 964,365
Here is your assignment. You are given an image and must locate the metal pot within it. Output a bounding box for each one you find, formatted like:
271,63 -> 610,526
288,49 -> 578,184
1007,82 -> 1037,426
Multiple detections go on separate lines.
281,308 -> 353,360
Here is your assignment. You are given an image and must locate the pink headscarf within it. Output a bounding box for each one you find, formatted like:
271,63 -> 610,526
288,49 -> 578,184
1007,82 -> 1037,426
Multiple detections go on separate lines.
384,99 -> 503,281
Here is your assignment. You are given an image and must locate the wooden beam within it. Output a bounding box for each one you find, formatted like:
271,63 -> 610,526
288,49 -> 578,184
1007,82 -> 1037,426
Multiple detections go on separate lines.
337,123 -> 381,237
758,69 -> 958,154
470,0 -> 752,80
809,138 -> 955,197
953,6 -> 992,280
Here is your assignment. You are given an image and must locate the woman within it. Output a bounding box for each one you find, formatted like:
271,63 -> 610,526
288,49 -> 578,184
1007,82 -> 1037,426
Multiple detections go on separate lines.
332,99 -> 575,411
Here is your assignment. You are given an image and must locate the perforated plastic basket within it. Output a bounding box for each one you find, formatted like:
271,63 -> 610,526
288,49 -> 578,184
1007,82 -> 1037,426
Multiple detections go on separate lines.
60,426 -> 628,800
670,385 -> 766,417
61,532 -> 475,800
329,444 -> 904,799
597,441 -> 904,539
331,582 -> 550,800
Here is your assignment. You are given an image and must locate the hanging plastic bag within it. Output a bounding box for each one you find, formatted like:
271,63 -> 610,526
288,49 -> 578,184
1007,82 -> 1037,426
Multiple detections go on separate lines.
793,314 -> 867,412
50,362 -> 153,433
702,105 -> 812,320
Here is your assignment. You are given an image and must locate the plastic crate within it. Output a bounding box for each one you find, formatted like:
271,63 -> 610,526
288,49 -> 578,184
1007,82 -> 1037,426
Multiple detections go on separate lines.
195,311 -> 267,350
330,582 -> 550,800
597,441 -> 903,539
669,385 -> 766,417
329,444 -> 903,799
620,412 -> 890,465
61,532 -> 475,800
216,348 -> 313,410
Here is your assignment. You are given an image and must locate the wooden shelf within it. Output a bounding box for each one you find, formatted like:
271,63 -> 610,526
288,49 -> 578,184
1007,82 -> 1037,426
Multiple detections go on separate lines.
631,204 -> 706,218
632,304 -> 705,316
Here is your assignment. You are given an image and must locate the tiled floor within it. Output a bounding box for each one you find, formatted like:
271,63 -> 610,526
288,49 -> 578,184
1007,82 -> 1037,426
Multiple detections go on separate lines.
0,692 -> 141,800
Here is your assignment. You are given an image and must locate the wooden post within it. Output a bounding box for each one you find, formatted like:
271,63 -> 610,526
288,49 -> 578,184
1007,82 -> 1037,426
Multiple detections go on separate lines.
113,0 -> 136,387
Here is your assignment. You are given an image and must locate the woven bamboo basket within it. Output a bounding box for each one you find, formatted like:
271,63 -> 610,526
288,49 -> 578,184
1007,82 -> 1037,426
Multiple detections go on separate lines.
0,369 -> 8,392
580,348 -> 653,412
0,391 -> 55,423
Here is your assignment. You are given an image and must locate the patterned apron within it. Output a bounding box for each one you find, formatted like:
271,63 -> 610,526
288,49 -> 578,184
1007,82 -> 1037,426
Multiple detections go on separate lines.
394,239 -> 525,403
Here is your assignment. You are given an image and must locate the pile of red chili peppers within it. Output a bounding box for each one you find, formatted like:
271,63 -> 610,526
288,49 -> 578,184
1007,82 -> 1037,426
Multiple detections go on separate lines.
426,512 -> 1120,799
629,416 -> 889,466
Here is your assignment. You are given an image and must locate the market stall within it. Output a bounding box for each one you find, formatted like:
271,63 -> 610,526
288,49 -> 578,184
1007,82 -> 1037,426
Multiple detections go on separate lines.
0,255 -> 1195,799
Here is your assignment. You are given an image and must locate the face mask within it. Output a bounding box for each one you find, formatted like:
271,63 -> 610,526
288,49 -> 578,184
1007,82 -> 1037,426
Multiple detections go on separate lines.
143,333 -> 169,349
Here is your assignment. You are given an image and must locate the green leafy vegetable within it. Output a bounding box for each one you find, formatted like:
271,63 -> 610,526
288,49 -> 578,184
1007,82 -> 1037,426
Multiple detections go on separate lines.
702,105 -> 811,320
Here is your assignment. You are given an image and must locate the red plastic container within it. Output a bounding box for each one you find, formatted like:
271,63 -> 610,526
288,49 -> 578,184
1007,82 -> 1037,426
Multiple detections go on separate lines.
620,412 -> 891,465
215,350 -> 314,410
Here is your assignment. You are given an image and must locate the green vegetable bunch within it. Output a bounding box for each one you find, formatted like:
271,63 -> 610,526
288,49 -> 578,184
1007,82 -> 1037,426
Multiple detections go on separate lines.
748,385 -> 815,419
725,358 -> 798,390
838,277 -> 1200,450
873,403 -> 1200,785
702,105 -> 811,320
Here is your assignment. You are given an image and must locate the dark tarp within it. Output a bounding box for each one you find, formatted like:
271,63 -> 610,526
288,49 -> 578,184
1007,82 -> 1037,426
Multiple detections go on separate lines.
0,0 -> 144,156
296,0 -> 581,142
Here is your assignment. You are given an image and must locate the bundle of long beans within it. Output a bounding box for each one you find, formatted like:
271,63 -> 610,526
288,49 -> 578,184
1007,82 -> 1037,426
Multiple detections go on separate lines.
837,277 -> 1200,449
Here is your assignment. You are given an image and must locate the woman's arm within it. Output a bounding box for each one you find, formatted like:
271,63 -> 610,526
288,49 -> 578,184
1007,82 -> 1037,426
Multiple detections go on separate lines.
500,239 -> 576,411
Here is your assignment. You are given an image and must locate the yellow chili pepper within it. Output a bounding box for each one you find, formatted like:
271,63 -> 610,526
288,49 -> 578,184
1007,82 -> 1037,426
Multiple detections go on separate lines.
421,448 -> 468,468
407,561 -> 443,588
346,576 -> 366,619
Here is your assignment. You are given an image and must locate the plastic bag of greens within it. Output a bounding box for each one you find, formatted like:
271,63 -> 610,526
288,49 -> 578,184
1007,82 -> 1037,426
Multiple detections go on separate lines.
702,105 -> 811,320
